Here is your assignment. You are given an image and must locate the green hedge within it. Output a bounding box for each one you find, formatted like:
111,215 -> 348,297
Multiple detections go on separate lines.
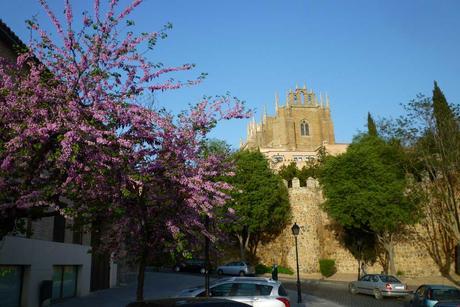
278,266 -> 294,275
255,264 -> 271,274
255,264 -> 294,275
319,259 -> 336,277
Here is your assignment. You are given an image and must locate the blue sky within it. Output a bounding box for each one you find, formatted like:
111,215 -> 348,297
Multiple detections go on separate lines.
1,0 -> 459,148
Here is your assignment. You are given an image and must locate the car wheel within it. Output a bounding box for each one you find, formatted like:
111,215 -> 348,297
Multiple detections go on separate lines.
349,284 -> 357,295
217,269 -> 223,276
373,289 -> 383,300
174,266 -> 180,272
239,271 -> 245,276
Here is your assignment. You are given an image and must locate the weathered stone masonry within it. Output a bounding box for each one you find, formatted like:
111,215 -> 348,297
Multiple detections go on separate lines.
257,177 -> 439,277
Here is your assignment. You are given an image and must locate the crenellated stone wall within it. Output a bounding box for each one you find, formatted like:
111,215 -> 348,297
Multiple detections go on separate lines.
257,177 -> 439,277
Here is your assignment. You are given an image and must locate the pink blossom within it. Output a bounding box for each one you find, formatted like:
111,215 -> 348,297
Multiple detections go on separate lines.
1,1 -> 250,301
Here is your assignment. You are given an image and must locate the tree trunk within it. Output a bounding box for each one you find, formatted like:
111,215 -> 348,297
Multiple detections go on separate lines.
377,251 -> 388,274
237,234 -> 245,261
244,231 -> 250,258
136,253 -> 146,302
237,227 -> 251,261
387,242 -> 396,275
250,235 -> 260,257
378,233 -> 396,275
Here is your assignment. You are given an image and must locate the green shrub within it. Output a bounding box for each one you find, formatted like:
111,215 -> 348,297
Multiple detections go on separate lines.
278,266 -> 294,275
255,264 -> 271,274
396,270 -> 404,276
255,264 -> 294,275
319,259 -> 336,277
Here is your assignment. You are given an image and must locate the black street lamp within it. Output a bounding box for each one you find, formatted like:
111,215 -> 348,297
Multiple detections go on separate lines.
204,215 -> 210,296
291,222 -> 302,303
357,239 -> 363,280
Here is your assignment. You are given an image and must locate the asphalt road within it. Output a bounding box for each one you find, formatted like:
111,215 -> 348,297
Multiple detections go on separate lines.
53,272 -> 344,306
53,271 -> 415,307
283,279 -> 413,307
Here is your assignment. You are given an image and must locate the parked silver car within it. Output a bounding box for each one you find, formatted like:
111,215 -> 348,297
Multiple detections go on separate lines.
349,274 -> 410,299
176,277 -> 290,307
216,261 -> 255,276
411,284 -> 460,307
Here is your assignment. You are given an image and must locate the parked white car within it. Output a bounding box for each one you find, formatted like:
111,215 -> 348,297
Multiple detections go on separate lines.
176,277 -> 290,307
216,261 -> 255,276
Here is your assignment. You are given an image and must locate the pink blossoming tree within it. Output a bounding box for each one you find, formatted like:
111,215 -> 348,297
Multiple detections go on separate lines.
0,0 -> 249,300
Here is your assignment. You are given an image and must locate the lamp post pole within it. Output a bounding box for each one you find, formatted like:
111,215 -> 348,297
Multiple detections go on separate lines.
357,239 -> 363,280
204,215 -> 210,296
291,223 -> 302,303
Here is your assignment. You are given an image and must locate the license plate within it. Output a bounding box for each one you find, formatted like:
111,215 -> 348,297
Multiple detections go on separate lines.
395,286 -> 404,290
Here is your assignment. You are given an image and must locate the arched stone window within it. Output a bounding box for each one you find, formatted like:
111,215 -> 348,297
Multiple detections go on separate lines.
300,120 -> 309,136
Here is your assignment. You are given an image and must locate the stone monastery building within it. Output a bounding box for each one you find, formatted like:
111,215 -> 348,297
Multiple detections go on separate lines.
241,85 -> 348,168
242,85 -> 438,277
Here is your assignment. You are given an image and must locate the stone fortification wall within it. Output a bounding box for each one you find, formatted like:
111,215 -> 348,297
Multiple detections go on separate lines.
257,177 -> 439,277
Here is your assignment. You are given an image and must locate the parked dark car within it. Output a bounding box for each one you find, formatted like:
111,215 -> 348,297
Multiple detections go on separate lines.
434,302 -> 460,307
216,261 -> 255,276
173,259 -> 208,274
411,284 -> 460,307
126,297 -> 250,306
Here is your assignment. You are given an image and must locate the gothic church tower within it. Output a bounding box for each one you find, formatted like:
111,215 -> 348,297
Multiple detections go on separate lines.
242,85 -> 347,168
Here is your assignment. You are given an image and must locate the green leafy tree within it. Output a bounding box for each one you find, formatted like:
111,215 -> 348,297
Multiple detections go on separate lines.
379,82 -> 460,281
278,161 -> 320,188
224,150 -> 291,260
319,135 -> 418,274
200,139 -> 233,159
298,163 -> 321,182
278,162 -> 298,183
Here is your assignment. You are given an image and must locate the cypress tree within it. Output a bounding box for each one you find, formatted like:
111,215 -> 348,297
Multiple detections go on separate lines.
367,112 -> 378,136
432,81 -> 457,140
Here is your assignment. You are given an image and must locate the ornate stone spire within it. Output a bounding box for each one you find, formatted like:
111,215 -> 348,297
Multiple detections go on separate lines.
275,92 -> 279,112
263,104 -> 267,122
286,90 -> 291,107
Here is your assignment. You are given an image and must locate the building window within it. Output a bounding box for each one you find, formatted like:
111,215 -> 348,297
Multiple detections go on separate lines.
0,266 -> 24,307
300,121 -> 309,136
72,223 -> 83,245
53,215 -> 66,243
272,155 -> 284,164
305,156 -> 316,162
52,266 -> 78,301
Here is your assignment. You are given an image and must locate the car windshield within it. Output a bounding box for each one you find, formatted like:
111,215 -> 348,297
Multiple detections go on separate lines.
431,288 -> 460,300
378,275 -> 400,283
